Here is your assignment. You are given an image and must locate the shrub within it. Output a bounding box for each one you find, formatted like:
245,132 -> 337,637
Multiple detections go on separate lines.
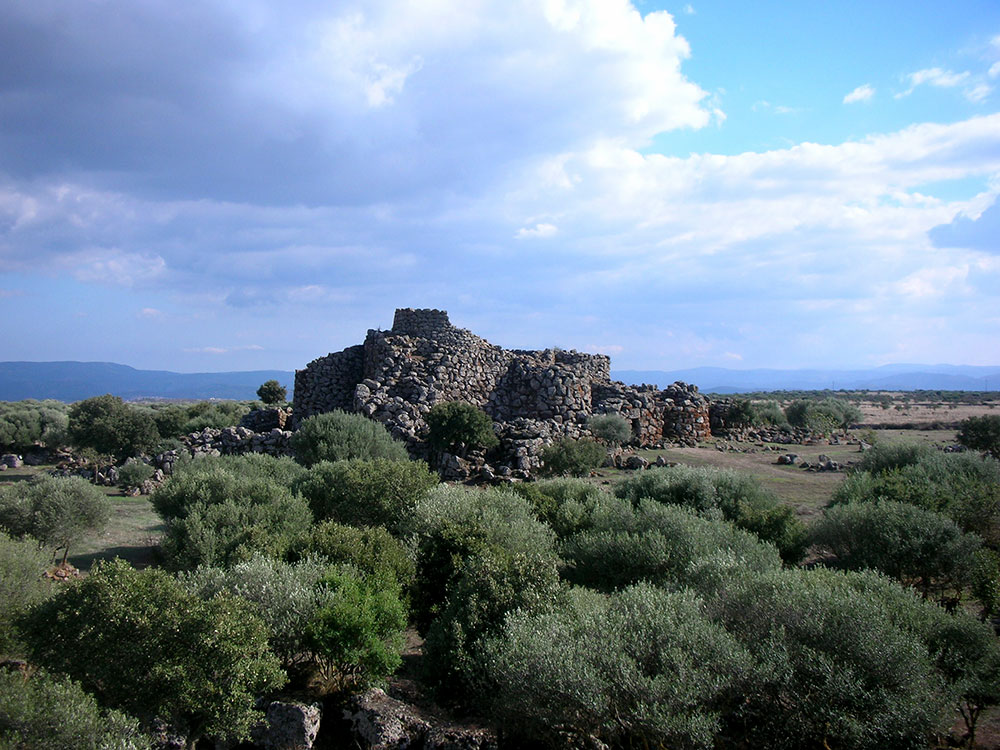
560,499 -> 781,594
405,485 -> 558,632
957,414 -> 1000,459
855,442 -> 938,474
0,669 -> 148,750
182,555 -> 338,671
811,501 -> 982,599
422,547 -> 562,698
482,584 -> 750,749
588,413 -> 631,445
710,567 -> 951,750
0,475 -> 111,562
20,559 -> 286,747
257,379 -> 287,405
293,458 -> 437,531
0,530 -> 52,657
425,401 -> 498,455
292,521 -> 416,591
67,394 -> 159,459
510,478 -> 610,538
784,397 -> 861,433
0,400 -> 68,451
304,566 -> 407,692
539,438 -> 606,477
614,465 -> 807,563
116,460 -> 154,489
291,410 -> 409,466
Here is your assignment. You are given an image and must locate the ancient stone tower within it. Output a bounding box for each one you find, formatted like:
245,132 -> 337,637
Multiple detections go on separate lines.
293,308 -> 710,472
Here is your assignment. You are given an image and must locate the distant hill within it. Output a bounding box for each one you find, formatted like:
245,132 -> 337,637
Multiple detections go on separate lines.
611,365 -> 1000,394
0,362 -> 295,402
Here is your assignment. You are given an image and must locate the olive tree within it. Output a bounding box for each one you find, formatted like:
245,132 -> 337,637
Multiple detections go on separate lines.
957,414 -> 1000,459
67,395 -> 159,459
20,559 -> 285,748
256,380 -> 287,405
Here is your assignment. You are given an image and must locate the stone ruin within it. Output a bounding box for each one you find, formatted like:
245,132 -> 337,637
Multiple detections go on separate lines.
293,308 -> 710,475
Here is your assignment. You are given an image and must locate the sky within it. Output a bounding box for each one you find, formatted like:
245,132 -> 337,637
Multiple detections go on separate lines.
1,0 -> 999,373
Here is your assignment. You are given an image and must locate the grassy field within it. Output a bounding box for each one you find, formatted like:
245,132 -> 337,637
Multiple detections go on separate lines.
0,463 -> 163,571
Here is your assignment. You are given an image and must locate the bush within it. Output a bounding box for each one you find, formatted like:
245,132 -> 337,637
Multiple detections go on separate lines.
0,530 -> 52,657
588,413 -> 631,445
292,521 -> 416,591
257,379 -> 287,405
482,584 -> 749,749
784,398 -> 861,433
539,438 -> 606,477
811,501 -> 983,599
425,401 -> 498,455
148,401 -> 257,440
560,499 -> 782,594
510,478 -> 610,538
67,395 -> 159,459
116,460 -> 154,489
422,547 -> 562,698
957,414 -> 1000,459
0,669 -> 148,750
293,458 -> 437,531
182,555 -> 338,671
405,485 -> 558,632
710,567 -> 951,750
304,566 -> 408,692
20,559 -> 286,746
291,410 -> 409,466
0,400 -> 68,451
614,465 -> 807,563
0,475 -> 111,562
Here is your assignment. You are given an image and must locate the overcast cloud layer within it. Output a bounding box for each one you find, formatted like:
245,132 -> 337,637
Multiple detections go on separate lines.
1,0 -> 998,371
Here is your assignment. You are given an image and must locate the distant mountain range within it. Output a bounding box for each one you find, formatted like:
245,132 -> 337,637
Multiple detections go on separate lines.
1,361 -> 998,402
0,362 -> 295,402
611,365 -> 1000,394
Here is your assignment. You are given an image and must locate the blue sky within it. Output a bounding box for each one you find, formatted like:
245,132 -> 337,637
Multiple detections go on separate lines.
1,0 -> 998,373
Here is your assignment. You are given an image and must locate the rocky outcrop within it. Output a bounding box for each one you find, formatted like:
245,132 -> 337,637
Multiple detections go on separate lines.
293,310 -> 710,469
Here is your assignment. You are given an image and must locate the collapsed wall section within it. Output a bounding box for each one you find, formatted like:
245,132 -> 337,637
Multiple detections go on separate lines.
292,345 -> 364,426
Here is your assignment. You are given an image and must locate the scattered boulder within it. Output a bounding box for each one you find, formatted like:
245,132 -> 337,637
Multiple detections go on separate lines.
777,453 -> 799,465
1,454 -> 22,468
624,455 -> 649,471
343,688 -> 431,749
251,700 -> 322,750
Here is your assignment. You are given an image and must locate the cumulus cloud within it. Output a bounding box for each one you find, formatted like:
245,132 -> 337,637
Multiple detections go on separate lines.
516,223 -> 558,239
843,84 -> 875,104
895,67 -> 990,103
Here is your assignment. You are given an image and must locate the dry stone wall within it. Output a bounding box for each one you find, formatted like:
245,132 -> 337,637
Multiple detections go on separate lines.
293,309 -> 711,469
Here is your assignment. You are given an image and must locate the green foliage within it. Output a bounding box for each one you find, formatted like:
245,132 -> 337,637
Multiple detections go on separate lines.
115,460 -> 154,489
182,555 -> 338,671
614,465 -> 807,562
256,379 -> 287,405
711,567 -> 951,750
0,669 -> 148,750
811,501 -> 983,598
153,457 -> 311,569
424,401 -> 498,455
510,478 -> 610,538
0,531 -> 52,657
304,566 -> 407,692
482,584 -> 750,749
405,485 -> 557,632
0,400 -> 68,451
539,437 -> 606,477
423,548 -> 562,698
588,413 -> 631,445
971,548 -> 1000,617
293,458 -> 437,531
784,397 -> 862,432
149,400 -> 255,439
957,414 -> 1000,459
68,395 -> 160,459
291,410 -> 409,467
20,559 -> 286,745
293,521 -> 415,591
0,475 -> 110,561
560,499 -> 782,594
856,441 -> 938,474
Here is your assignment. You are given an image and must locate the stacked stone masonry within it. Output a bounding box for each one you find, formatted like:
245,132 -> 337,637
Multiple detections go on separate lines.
293,309 -> 711,467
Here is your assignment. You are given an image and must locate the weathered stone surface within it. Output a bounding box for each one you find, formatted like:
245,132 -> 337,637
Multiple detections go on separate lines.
343,688 -> 431,749
292,309 -> 712,472
1,454 -> 22,468
250,700 -> 322,750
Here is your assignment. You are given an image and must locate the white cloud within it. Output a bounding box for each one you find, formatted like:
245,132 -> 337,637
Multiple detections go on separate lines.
139,307 -> 163,318
895,67 -> 991,102
65,249 -> 167,286
516,222 -> 559,239
183,344 -> 264,355
991,62 -> 1000,79
965,83 -> 992,103
683,4 -> 695,14
843,84 -> 875,104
